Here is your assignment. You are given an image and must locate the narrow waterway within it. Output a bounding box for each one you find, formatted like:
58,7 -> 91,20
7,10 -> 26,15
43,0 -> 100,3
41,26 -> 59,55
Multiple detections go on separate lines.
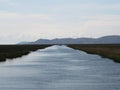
0,45 -> 120,90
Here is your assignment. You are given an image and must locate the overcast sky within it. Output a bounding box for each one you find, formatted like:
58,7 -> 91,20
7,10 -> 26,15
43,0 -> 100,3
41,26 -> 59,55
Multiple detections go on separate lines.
0,0 -> 120,44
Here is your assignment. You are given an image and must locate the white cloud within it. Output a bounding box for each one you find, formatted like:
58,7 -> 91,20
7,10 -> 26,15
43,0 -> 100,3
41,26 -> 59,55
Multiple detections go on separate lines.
0,0 -> 10,2
0,11 -> 58,44
0,0 -> 17,6
0,11 -> 52,20
50,3 -> 120,13
0,10 -> 120,44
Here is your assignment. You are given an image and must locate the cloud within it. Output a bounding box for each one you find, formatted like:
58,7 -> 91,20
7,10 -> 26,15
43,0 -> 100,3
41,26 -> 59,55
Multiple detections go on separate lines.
0,0 -> 10,2
80,15 -> 120,27
0,11 -> 52,20
50,2 -> 120,13
0,10 -> 120,44
0,11 -> 58,44
0,0 -> 17,6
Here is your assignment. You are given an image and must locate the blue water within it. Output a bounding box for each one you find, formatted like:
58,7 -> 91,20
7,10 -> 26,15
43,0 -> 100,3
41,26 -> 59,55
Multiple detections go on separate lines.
0,45 -> 120,90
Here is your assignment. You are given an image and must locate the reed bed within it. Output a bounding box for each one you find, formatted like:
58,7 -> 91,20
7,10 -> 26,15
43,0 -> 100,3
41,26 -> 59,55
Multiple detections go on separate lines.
0,45 -> 51,62
68,44 -> 120,63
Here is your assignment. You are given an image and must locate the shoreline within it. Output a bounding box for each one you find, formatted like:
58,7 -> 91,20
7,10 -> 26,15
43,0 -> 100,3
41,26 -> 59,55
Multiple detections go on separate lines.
0,45 -> 51,62
68,44 -> 120,63
0,44 -> 120,63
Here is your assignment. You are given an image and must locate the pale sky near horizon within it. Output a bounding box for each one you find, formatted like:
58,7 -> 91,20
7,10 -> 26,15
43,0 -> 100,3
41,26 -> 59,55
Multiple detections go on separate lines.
0,0 -> 120,44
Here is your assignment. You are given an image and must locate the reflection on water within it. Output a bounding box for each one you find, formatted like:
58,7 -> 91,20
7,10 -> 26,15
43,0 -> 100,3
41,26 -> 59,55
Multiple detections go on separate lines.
0,45 -> 120,90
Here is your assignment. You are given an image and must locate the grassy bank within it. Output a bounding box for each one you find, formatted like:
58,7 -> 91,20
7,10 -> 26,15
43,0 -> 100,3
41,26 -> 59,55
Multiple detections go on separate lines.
68,44 -> 120,63
0,45 -> 51,62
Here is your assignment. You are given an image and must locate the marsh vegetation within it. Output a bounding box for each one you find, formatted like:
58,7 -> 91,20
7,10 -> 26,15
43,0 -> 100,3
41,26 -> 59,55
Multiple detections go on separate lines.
0,44 -> 119,63
0,45 -> 51,62
68,44 -> 120,62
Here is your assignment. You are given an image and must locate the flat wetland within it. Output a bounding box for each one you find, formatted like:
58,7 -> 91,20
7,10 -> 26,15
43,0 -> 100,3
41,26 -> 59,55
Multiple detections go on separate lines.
68,44 -> 120,63
0,45 -> 51,62
0,44 -> 120,63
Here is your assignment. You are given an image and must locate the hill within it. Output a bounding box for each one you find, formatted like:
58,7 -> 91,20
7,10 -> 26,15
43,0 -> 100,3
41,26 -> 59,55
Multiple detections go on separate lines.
18,35 -> 120,44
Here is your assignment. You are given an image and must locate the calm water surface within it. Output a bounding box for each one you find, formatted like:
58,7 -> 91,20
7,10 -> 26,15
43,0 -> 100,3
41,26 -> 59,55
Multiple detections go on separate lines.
0,45 -> 120,90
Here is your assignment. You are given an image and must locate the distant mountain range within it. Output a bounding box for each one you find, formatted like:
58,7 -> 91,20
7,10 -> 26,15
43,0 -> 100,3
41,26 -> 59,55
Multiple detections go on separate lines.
18,35 -> 120,44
